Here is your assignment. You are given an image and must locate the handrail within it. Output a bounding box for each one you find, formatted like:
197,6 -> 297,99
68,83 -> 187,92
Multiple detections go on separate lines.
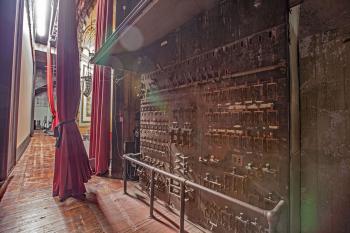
123,153 -> 285,233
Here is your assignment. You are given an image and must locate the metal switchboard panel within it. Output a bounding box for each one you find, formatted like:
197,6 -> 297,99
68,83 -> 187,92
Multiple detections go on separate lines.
138,1 -> 289,232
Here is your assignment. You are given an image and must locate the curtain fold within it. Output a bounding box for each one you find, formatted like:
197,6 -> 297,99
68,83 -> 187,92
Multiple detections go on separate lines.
89,0 -> 113,175
53,0 -> 92,200
46,46 -> 58,130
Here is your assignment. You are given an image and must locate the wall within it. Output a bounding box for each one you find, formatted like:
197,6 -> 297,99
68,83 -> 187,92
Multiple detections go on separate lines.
79,48 -> 92,128
0,0 -> 24,180
77,3 -> 97,136
16,2 -> 34,149
34,93 -> 51,126
299,1 -> 350,232
33,70 -> 51,127
299,25 -> 350,233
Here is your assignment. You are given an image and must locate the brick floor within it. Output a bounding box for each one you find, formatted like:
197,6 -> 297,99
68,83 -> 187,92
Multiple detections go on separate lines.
0,132 -> 206,233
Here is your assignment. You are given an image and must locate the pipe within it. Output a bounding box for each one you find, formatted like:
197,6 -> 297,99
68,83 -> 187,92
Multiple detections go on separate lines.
123,158 -> 128,194
150,169 -> 155,218
289,4 -> 301,233
179,182 -> 186,233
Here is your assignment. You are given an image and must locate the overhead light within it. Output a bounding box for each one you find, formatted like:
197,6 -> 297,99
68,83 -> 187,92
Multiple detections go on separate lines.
35,0 -> 49,37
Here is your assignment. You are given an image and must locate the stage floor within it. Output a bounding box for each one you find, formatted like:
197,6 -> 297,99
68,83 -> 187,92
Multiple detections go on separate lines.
0,132 -> 205,233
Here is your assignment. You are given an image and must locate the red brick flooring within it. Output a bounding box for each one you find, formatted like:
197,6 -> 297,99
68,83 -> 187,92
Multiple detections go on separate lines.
0,132 -> 206,233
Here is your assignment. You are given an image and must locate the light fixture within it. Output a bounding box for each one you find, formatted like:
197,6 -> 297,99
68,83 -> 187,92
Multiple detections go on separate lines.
35,0 -> 49,37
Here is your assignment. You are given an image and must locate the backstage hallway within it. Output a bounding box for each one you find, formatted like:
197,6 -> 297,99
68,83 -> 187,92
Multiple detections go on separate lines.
0,132 -> 206,233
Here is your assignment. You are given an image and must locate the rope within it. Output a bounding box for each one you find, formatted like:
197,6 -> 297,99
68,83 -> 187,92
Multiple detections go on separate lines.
54,119 -> 76,148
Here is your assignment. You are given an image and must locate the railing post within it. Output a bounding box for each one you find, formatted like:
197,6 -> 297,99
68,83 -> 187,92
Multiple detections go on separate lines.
267,199 -> 285,233
179,182 -> 185,233
150,169 -> 155,218
123,158 -> 128,194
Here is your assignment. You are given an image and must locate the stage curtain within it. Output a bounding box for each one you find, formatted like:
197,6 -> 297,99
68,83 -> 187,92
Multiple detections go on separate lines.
89,0 -> 113,175
46,46 -> 58,130
53,0 -> 92,200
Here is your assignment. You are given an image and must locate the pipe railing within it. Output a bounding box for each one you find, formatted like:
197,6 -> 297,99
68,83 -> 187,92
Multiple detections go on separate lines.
123,153 -> 285,233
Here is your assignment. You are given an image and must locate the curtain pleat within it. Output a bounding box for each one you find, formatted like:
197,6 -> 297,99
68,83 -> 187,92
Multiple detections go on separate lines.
89,0 -> 113,175
46,46 -> 58,130
53,0 -> 92,200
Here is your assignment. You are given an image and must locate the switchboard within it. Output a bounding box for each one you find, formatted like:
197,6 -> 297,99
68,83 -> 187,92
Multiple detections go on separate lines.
138,1 -> 288,232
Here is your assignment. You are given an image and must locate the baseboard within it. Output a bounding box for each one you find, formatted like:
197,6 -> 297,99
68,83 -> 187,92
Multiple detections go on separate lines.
16,134 -> 31,161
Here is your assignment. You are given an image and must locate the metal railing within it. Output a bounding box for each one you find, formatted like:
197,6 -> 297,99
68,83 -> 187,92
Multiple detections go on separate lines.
123,153 -> 285,233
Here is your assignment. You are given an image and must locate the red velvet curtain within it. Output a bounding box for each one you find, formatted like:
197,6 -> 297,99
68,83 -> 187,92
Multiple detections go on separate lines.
53,0 -> 92,200
89,0 -> 113,175
46,46 -> 58,130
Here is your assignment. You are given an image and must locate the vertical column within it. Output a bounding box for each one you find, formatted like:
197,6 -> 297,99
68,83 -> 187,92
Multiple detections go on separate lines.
289,5 -> 301,233
179,182 -> 186,233
111,70 -> 125,178
123,158 -> 128,194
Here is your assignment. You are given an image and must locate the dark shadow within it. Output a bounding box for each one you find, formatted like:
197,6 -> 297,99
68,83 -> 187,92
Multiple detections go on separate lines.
124,191 -> 191,233
0,175 -> 14,201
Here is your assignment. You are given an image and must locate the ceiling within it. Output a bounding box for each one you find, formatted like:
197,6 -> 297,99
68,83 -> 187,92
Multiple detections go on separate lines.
32,0 -> 52,44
